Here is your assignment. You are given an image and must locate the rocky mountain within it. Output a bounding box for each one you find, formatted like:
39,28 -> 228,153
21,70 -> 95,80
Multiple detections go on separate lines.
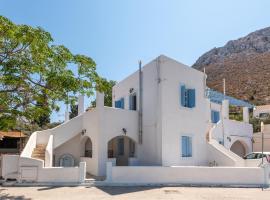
193,27 -> 270,105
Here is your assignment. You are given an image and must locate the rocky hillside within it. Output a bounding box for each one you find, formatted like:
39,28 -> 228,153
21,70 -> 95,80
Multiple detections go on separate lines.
193,27 -> 270,105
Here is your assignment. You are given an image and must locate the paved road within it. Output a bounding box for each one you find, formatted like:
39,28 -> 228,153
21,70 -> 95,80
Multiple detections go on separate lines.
0,186 -> 269,200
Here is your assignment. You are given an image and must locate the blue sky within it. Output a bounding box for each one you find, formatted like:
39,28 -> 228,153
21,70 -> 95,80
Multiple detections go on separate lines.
1,0 -> 270,122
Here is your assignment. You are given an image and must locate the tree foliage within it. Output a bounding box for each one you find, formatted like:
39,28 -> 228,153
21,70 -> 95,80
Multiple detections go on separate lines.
0,16 -> 103,130
69,104 -> 78,119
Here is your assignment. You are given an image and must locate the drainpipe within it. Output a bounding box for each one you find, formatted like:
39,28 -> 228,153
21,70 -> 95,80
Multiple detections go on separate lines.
139,60 -> 143,144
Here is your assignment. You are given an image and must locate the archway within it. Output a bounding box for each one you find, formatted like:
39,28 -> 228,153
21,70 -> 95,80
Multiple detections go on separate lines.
107,136 -> 136,166
59,154 -> 75,167
80,136 -> 92,158
230,140 -> 247,157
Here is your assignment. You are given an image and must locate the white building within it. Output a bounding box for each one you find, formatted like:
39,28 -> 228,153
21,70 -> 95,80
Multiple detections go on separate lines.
2,55 -> 264,185
253,105 -> 270,118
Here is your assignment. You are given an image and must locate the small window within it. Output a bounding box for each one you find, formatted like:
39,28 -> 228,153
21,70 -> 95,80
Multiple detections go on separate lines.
244,153 -> 257,159
115,98 -> 125,109
180,84 -> 195,108
259,113 -> 269,118
181,136 -> 192,157
129,93 -> 137,110
211,110 -> 220,123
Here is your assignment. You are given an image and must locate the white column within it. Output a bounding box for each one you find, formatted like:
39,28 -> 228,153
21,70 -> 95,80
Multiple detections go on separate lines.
78,95 -> 84,115
65,104 -> 69,122
222,100 -> 229,119
79,162 -> 86,183
96,92 -> 104,107
243,107 -> 249,123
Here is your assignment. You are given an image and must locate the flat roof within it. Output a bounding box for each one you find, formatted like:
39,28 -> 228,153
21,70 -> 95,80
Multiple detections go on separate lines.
0,131 -> 27,138
207,88 -> 254,108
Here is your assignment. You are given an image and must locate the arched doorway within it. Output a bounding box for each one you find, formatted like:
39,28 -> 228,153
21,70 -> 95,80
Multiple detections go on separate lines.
107,136 -> 136,166
59,154 -> 75,167
80,136 -> 92,157
230,140 -> 247,157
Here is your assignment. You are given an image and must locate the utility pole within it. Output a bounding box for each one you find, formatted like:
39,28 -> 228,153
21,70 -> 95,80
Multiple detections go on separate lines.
261,122 -> 264,165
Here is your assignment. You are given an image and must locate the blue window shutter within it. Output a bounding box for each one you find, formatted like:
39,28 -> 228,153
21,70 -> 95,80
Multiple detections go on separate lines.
115,100 -> 119,108
188,89 -> 195,108
181,136 -> 187,157
129,95 -> 132,110
182,136 -> 192,157
180,85 -> 186,107
211,110 -> 215,122
188,137 -> 192,157
211,110 -> 220,123
216,112 -> 220,122
120,98 -> 124,109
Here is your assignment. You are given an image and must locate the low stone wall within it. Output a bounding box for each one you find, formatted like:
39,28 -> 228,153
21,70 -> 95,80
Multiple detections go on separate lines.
106,164 -> 270,187
2,155 -> 86,183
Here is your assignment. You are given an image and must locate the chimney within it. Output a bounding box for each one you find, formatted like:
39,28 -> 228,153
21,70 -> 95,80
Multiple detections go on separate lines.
222,100 -> 229,119
96,92 -> 104,107
78,95 -> 84,115
243,107 -> 249,123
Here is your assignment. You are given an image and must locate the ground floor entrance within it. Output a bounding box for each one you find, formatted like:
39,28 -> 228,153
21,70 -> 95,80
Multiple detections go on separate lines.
107,135 -> 136,166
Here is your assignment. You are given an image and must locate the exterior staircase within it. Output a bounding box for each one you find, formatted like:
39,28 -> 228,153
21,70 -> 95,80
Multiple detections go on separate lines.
31,144 -> 46,161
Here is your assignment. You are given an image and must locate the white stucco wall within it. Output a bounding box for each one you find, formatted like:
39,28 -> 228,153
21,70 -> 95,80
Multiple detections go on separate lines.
108,165 -> 268,186
211,119 -> 253,154
113,58 -> 162,165
253,132 -> 270,152
45,135 -> 53,167
159,56 -> 210,166
113,55 -> 210,167
98,107 -> 139,176
54,134 -> 82,167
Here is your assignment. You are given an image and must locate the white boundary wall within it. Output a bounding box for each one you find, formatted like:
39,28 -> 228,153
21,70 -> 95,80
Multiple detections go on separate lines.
2,155 -> 86,183
107,164 -> 270,186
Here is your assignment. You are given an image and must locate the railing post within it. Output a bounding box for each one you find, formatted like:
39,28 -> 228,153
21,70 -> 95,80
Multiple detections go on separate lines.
106,162 -> 113,182
79,162 -> 86,183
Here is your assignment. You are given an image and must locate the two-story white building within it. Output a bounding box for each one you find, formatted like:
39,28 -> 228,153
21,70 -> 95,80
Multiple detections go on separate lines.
1,55 -> 256,184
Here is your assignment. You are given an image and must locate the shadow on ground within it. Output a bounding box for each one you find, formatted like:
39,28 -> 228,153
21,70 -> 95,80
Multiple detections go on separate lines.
0,189 -> 32,200
37,186 -> 77,191
95,186 -> 161,195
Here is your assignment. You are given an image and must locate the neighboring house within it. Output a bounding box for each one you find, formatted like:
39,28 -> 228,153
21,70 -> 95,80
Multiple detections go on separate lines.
253,124 -> 270,152
253,105 -> 270,118
207,89 -> 253,157
0,131 -> 27,178
0,131 -> 27,155
1,55 -> 256,183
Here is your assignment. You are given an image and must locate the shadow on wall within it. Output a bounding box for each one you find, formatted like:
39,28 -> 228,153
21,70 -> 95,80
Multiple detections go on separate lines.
95,186 -> 161,195
0,188 -> 31,200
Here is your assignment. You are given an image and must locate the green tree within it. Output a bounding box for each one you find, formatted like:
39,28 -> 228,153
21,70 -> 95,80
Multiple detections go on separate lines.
69,104 -> 78,119
91,79 -> 116,107
0,16 -> 104,130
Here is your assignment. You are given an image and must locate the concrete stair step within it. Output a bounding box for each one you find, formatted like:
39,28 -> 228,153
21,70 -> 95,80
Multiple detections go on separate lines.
31,143 -> 47,161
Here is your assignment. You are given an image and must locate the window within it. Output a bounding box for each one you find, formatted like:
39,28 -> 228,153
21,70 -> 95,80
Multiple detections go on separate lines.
244,153 -> 257,159
115,98 -> 124,109
211,110 -> 220,123
180,85 -> 195,108
181,136 -> 192,157
129,93 -> 137,110
259,113 -> 269,118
